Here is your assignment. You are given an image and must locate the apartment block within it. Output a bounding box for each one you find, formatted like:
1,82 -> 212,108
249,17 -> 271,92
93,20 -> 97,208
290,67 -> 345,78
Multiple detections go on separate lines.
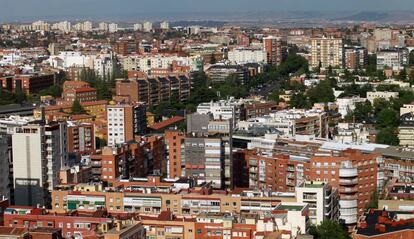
398,112 -> 414,148
115,75 -> 191,106
309,150 -> 381,227
206,65 -> 249,84
12,122 -> 68,206
62,87 -> 97,103
107,102 -> 146,146
0,73 -> 54,94
244,150 -> 309,192
366,91 -> 399,103
295,181 -> 339,225
67,122 -> 95,156
376,48 -> 408,71
263,36 -> 282,66
344,46 -> 368,70
310,37 -> 344,69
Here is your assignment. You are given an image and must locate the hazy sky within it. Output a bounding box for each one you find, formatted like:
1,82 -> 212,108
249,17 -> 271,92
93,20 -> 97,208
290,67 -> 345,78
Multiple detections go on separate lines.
2,0 -> 414,21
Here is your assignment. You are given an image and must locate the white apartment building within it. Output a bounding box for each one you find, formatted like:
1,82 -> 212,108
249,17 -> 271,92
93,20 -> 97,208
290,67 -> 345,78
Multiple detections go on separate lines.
143,22 -> 153,32
32,20 -> 50,31
120,55 -> 203,74
108,23 -> 118,33
400,103 -> 414,116
107,106 -> 127,146
273,203 -> 310,238
51,21 -> 71,33
197,99 -> 242,127
99,22 -> 109,32
160,21 -> 169,30
376,48 -> 408,71
367,91 -> 399,103
93,55 -> 114,78
73,21 -> 93,32
47,51 -> 95,69
12,122 -> 67,206
296,181 -> 339,225
227,47 -> 267,65
335,123 -> 370,144
237,109 -> 328,138
337,96 -> 367,118
133,23 -> 143,31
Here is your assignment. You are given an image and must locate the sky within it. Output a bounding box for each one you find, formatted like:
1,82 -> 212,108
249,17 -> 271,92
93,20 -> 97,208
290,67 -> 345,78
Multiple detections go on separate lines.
2,0 -> 414,22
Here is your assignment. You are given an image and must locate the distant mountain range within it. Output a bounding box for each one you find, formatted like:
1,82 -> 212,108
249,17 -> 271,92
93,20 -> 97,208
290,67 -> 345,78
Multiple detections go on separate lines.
3,11 -> 414,26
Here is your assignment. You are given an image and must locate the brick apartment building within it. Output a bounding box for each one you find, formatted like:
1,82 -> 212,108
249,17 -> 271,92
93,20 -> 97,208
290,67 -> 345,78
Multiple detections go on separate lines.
115,75 -> 191,106
67,122 -> 95,156
114,39 -> 140,56
91,138 -> 166,183
3,206 -> 145,239
238,148 -> 381,227
0,73 -> 54,94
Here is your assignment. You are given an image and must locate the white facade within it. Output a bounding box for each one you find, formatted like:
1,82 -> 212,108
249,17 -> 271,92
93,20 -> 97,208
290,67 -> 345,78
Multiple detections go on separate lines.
51,21 -> 71,33
32,20 -> 50,31
47,51 -> 95,69
143,22 -> 153,32
377,49 -> 408,71
133,23 -> 143,31
160,21 -> 169,30
197,100 -> 239,127
107,106 -> 126,146
120,54 -> 202,74
99,22 -> 109,32
367,91 -> 399,103
73,21 -> 93,32
296,182 -> 338,225
12,123 -> 67,206
93,55 -> 114,78
335,123 -> 370,144
237,109 -> 328,138
337,96 -> 367,118
227,48 -> 266,65
108,23 -> 118,33
401,104 -> 414,116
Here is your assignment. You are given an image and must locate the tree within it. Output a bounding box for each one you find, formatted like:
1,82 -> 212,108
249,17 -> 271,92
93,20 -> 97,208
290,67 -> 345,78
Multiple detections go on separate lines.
71,100 -> 86,115
409,51 -> 414,65
309,220 -> 351,239
377,108 -> 399,129
209,53 -> 216,64
365,190 -> 379,209
376,127 -> 399,146
353,101 -> 373,123
399,68 -> 407,81
307,80 -> 335,104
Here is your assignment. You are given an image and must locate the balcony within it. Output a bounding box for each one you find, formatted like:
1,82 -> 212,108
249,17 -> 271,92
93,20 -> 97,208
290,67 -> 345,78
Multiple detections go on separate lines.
339,187 -> 358,194
339,168 -> 357,177
286,173 -> 295,179
340,195 -> 358,200
287,166 -> 295,172
340,215 -> 358,224
339,199 -> 357,208
339,178 -> 358,186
